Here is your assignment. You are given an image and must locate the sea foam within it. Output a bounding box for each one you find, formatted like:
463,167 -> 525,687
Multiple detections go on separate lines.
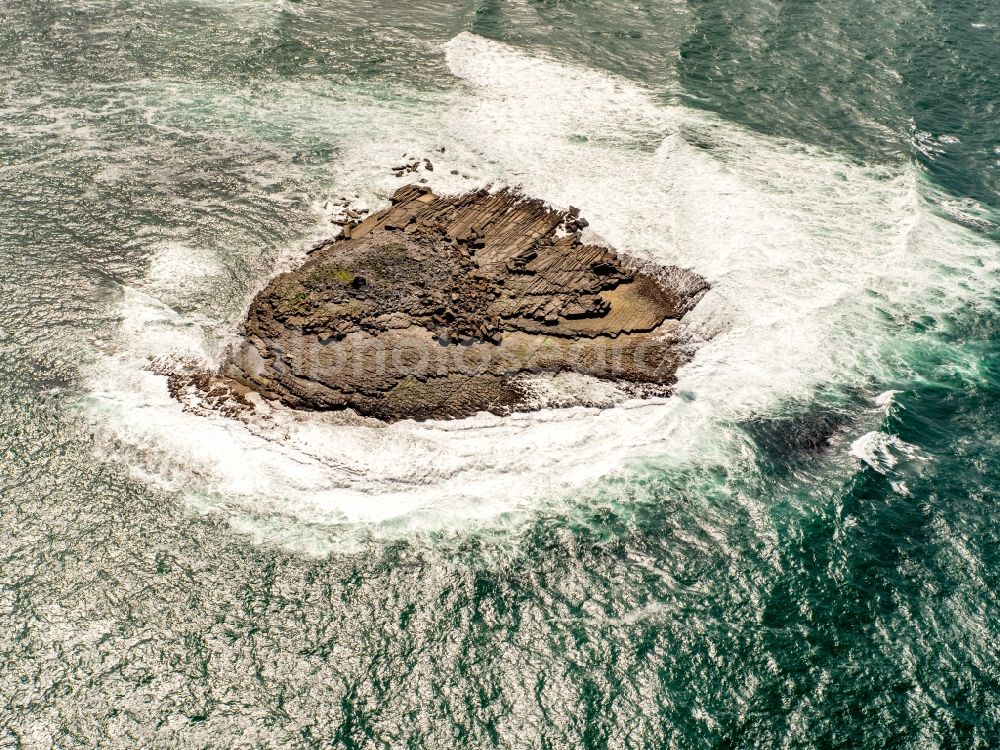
84,33 -> 1000,549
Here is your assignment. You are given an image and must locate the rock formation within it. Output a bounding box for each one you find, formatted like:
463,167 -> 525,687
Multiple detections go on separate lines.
206,184 -> 708,421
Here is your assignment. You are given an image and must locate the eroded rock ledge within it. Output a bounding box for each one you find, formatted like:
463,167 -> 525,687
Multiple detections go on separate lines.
208,184 -> 708,421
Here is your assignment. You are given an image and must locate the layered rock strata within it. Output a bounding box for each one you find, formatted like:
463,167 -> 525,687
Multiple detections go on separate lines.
211,185 -> 708,421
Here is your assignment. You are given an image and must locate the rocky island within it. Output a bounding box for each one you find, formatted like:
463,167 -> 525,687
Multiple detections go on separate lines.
190,184 -> 709,422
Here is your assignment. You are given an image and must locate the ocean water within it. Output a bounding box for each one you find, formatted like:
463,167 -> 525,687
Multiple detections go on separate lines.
2,0 -> 1000,747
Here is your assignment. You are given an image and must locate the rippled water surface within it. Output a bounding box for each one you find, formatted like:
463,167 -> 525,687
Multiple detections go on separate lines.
2,1 -> 1000,747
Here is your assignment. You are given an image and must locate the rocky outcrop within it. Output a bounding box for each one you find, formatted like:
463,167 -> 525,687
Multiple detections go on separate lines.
210,184 -> 708,421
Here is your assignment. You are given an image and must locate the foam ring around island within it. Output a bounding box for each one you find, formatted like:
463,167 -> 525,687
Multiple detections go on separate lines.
82,33 -> 1000,550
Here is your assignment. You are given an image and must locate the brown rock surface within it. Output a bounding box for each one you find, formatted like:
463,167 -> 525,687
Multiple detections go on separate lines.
213,184 -> 709,421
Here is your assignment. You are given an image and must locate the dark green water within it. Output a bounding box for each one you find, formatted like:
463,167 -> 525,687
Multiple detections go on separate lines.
2,1 -> 1000,747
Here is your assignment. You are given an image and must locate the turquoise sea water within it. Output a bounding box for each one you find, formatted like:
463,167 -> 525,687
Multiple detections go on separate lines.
2,1 -> 1000,747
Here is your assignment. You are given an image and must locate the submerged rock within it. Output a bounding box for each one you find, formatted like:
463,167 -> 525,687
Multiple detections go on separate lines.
212,184 -> 709,421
